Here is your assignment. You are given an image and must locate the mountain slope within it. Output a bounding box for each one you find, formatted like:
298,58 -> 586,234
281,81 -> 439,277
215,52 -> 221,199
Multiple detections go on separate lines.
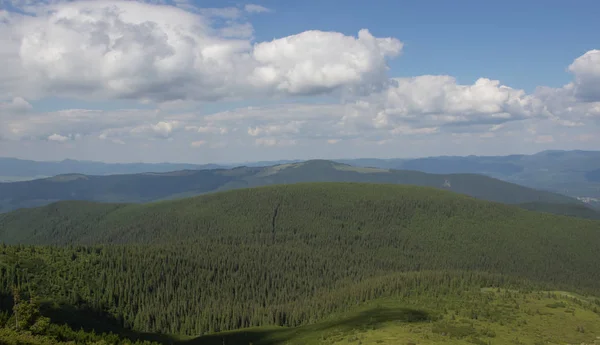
518,201 -> 600,220
0,183 -> 599,338
0,160 -> 583,214
338,150 -> 600,205
0,157 -> 223,180
1,183 -> 599,288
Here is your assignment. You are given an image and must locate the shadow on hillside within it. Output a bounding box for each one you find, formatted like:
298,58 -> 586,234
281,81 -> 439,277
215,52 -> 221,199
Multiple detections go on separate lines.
41,302 -> 179,344
182,307 -> 431,345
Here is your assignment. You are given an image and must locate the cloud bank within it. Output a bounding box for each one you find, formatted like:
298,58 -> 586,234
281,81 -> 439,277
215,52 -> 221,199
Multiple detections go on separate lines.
0,0 -> 599,162
1,1 -> 401,102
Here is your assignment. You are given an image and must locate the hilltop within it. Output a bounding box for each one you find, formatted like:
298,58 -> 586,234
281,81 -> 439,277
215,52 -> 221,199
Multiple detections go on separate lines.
0,160 -> 587,217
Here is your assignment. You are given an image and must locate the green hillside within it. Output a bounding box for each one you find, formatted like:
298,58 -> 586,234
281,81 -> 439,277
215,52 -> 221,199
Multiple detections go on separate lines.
2,288 -> 600,345
0,183 -> 599,341
337,150 -> 600,207
0,160 -> 585,217
518,201 -> 600,220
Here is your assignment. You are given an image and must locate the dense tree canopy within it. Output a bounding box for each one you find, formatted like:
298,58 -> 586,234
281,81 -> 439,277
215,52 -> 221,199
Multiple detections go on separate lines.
0,183 -> 598,338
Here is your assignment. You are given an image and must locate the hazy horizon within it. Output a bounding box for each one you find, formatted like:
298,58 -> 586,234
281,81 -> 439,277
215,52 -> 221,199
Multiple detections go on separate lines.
3,148 -> 598,166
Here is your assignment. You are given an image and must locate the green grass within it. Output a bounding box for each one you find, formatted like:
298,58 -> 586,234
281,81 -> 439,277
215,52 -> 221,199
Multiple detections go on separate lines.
1,289 -> 598,344
183,289 -> 600,345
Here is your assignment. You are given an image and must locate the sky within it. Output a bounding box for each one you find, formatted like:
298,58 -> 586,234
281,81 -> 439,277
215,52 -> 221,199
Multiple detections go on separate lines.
0,0 -> 599,164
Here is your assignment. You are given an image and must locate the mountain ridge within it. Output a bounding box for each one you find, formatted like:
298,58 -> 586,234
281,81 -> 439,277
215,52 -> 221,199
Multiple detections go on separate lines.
0,160 -> 586,216
4,151 -> 600,208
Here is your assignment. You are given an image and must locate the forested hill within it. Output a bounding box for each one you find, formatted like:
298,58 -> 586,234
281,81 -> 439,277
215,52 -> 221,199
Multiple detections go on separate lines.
0,160 -> 584,215
0,183 -> 600,339
0,183 -> 598,269
518,201 -> 600,220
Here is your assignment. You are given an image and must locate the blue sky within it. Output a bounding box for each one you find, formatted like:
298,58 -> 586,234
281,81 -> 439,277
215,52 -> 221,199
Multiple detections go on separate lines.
247,0 -> 599,91
0,0 -> 599,163
33,0 -> 598,109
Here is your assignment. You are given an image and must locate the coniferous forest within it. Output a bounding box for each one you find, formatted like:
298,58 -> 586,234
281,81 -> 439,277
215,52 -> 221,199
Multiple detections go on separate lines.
0,183 -> 599,344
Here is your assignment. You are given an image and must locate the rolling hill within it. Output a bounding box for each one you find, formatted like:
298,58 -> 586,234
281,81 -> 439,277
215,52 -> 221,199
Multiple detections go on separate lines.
5,150 -> 600,208
518,201 -> 600,220
0,183 -> 599,344
339,150 -> 600,207
0,157 -> 223,181
0,160 -> 587,217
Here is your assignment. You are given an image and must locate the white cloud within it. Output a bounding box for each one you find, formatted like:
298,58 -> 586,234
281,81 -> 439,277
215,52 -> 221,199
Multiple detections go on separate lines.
0,1 -> 401,102
196,125 -> 228,134
0,97 -> 32,112
568,49 -> 600,102
0,12 -> 26,99
247,121 -> 303,137
251,29 -> 402,95
151,121 -> 178,137
1,107 -> 161,141
109,120 -> 181,140
244,4 -> 271,14
255,137 -> 296,147
361,76 -> 550,132
1,1 -> 599,162
190,140 -> 205,147
203,103 -> 361,142
47,133 -> 70,142
535,85 -> 600,127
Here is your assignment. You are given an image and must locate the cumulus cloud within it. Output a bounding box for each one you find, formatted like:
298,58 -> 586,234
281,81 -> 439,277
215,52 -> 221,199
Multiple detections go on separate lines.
1,1 -> 599,161
130,121 -> 180,138
250,29 -> 402,95
535,83 -> 600,127
0,1 -> 402,102
0,97 -> 32,112
568,50 -> 600,102
525,49 -> 600,129
193,102 -> 452,146
1,107 -> 161,141
247,121 -> 303,137
47,133 -> 70,142
360,76 -> 550,133
203,104 -> 359,142
0,12 -> 26,99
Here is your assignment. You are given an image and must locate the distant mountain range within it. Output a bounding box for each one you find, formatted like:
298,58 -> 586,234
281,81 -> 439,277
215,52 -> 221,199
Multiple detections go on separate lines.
339,150 -> 600,204
2,159 -> 596,220
2,150 -> 600,209
0,157 -> 224,181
